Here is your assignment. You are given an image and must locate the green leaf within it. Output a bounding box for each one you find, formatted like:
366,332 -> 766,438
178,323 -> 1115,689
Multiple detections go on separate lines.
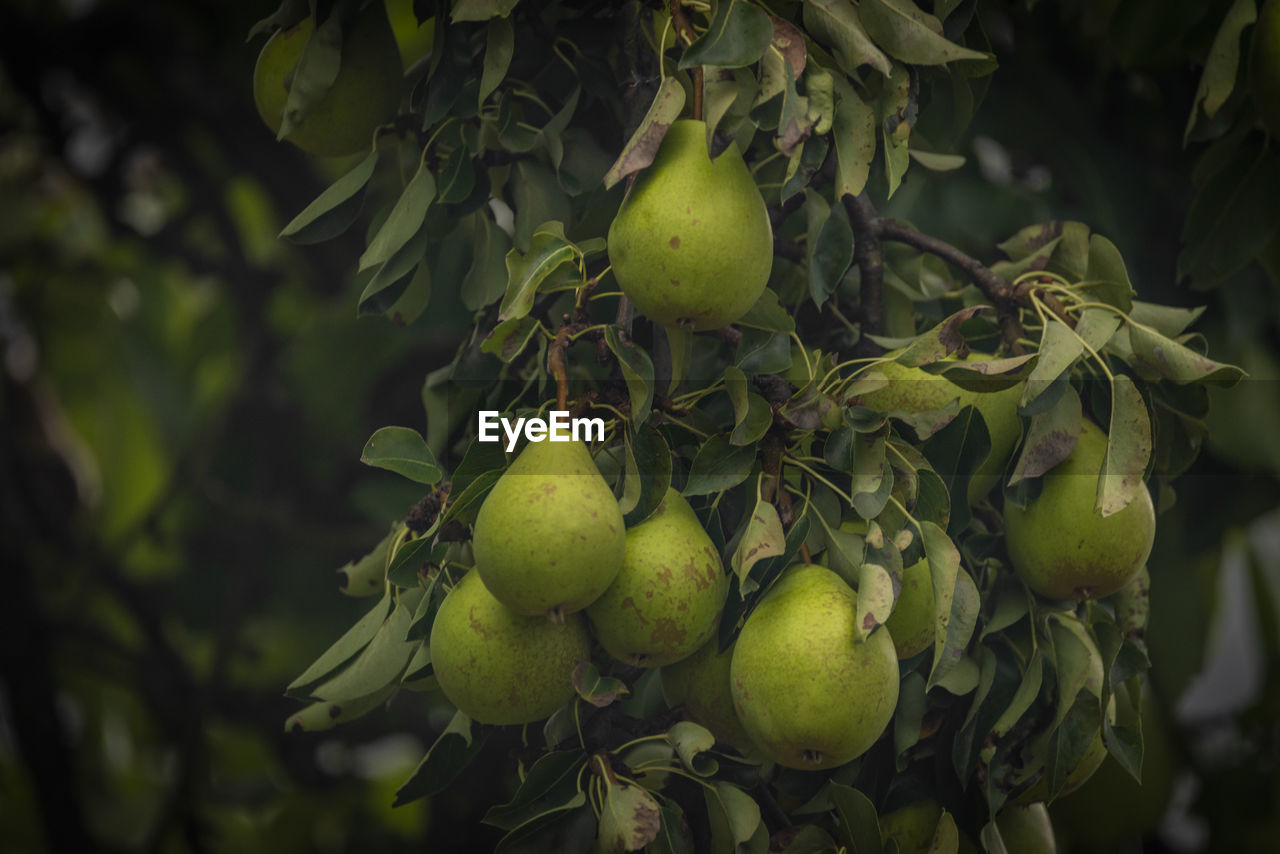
483,751 -> 587,831
1125,323 -> 1246,386
684,435 -> 757,496
360,426 -> 442,484
808,195 -> 854,306
357,220 -> 431,317
1019,318 -> 1082,409
312,589 -> 422,702
649,803 -> 693,854
880,62 -> 912,198
479,17 -> 515,105
498,223 -> 579,322
337,525 -> 396,596
855,559 -> 894,641
831,89 -> 876,201
394,711 -> 487,805
850,433 -> 893,519
668,721 -> 718,776
894,305 -> 994,366
284,684 -> 396,732
604,327 -> 655,427
286,593 -> 393,697
482,315 -> 541,363
803,0 -> 892,77
462,210 -> 514,310
736,289 -> 795,332
921,405 -> 990,534
829,783 -> 882,854
1083,234 -> 1135,312
385,535 -> 434,588
679,0 -> 773,70
620,425 -> 672,525
724,368 -> 773,445
922,521 -> 964,689
1178,144 -> 1280,287
989,651 -> 1044,739
437,146 -> 477,206
731,491 -> 786,593
278,9 -> 341,139
1096,376 -> 1151,517
860,0 -> 989,65
604,77 -> 686,189
598,781 -> 661,853
736,330 -> 792,374
451,0 -> 520,23
908,148 -> 965,171
279,151 -> 378,243
1184,0 -> 1256,142
1009,384 -> 1081,485
704,782 -> 762,851
571,661 -> 628,708
1126,301 -> 1205,338
359,163 -> 437,271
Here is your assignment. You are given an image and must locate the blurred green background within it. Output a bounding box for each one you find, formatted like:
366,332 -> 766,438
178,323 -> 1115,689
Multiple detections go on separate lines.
2,0 -> 1279,852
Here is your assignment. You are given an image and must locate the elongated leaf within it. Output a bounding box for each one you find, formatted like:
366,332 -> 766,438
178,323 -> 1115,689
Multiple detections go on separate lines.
361,426 -> 442,484
620,424 -> 672,525
731,493 -> 786,593
833,89 -> 876,199
1009,384 -> 1081,485
394,712 -> 487,805
1096,376 -> 1151,516
684,435 -> 757,496
312,589 -> 422,701
479,17 -> 515,105
922,521 -> 962,689
680,0 -> 772,69
499,223 -> 579,322
287,593 -> 393,697
462,210 -> 514,310
704,782 -> 762,850
604,327 -> 655,427
830,784 -> 882,854
360,164 -> 437,271
604,78 -> 686,189
855,560 -> 895,641
278,10 -> 341,139
809,197 -> 854,306
284,684 -> 396,732
803,0 -> 892,77
483,751 -> 587,831
1184,0 -> 1256,142
860,0 -> 989,65
1083,234 -> 1136,311
280,151 -> 378,243
1126,323 -> 1246,386
1020,318 -> 1081,409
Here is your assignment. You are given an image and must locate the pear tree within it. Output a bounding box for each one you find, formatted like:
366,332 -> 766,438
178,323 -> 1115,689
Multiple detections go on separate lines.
260,0 -> 1253,851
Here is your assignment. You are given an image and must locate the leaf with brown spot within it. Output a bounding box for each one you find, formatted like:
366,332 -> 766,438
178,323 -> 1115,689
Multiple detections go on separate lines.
893,306 -> 994,367
597,781 -> 662,853
1096,375 -> 1151,517
770,16 -> 806,77
571,661 -> 628,708
1008,384 -> 1081,485
603,78 -> 686,189
730,494 -> 785,594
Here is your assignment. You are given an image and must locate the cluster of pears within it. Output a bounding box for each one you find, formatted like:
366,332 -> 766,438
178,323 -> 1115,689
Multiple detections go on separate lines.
253,1 -> 403,157
429,438 -> 730,725
857,352 -> 1154,602
607,120 -> 774,332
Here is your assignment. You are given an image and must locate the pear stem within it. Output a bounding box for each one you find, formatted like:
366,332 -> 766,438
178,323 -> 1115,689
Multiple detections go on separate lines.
669,1 -> 703,120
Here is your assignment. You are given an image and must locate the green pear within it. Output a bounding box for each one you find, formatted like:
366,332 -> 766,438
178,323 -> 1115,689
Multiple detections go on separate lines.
472,439 -> 625,619
857,352 -> 1022,502
1252,0 -> 1280,137
586,489 -> 728,667
730,565 -> 899,770
253,4 -> 402,157
995,803 -> 1056,854
607,120 -> 773,331
1005,419 -> 1154,601
429,570 -> 591,725
660,635 -> 757,754
885,558 -> 934,660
